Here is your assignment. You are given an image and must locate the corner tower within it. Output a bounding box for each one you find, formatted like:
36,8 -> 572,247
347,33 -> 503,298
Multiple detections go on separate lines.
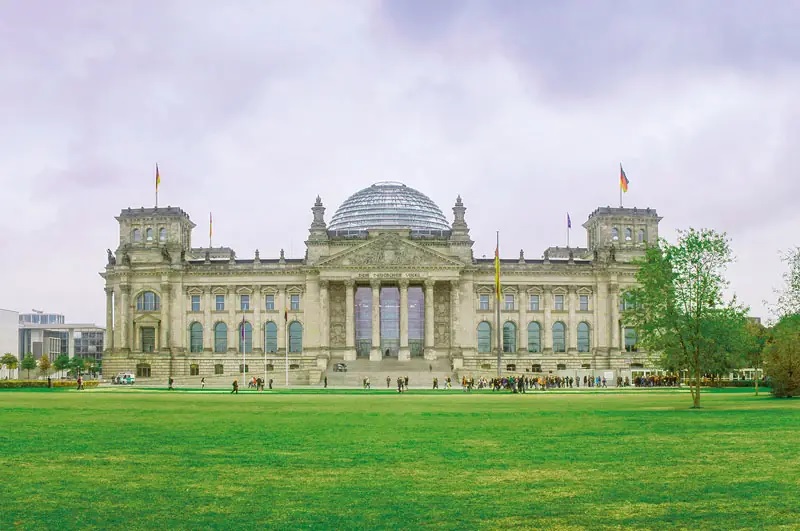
583,207 -> 662,261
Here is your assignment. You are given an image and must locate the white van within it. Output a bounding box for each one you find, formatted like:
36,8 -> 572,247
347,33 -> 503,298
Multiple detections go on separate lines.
114,373 -> 136,385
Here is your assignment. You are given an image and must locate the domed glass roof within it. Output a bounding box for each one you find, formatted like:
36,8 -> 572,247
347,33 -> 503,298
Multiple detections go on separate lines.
328,182 -> 450,233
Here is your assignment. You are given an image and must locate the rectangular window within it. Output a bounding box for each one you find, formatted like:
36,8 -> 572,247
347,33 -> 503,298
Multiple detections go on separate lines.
189,364 -> 199,376
214,364 -> 224,375
191,295 -> 200,312
554,294 -> 564,311
479,294 -> 490,311
240,294 -> 250,311
290,294 -> 300,311
624,327 -> 638,352
529,295 -> 539,311
215,295 -> 225,311
579,295 -> 589,311
265,295 -> 275,310
504,294 -> 515,311
141,327 -> 156,353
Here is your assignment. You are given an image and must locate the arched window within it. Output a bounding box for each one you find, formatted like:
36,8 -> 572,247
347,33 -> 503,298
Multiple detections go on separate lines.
477,322 -> 492,353
527,322 -> 541,353
503,322 -> 517,353
611,227 -> 619,241
145,227 -> 154,241
289,321 -> 303,353
239,321 -> 252,353
264,322 -> 278,353
132,228 -> 142,242
625,228 -> 632,241
577,322 -> 590,353
638,229 -> 645,243
552,322 -> 566,353
214,322 -> 228,353
159,227 -> 167,242
136,291 -> 160,311
189,322 -> 203,353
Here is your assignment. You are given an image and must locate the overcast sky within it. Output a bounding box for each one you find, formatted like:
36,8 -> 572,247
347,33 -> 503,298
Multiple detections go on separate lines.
2,0 -> 798,325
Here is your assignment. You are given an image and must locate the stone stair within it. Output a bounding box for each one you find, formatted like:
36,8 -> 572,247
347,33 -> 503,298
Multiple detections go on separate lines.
322,357 -> 456,389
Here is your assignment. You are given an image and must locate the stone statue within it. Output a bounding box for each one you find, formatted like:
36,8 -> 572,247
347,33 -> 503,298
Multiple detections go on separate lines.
180,249 -> 186,263
254,249 -> 260,261
204,250 -> 211,263
106,249 -> 116,266
593,250 -> 599,262
161,246 -> 171,263
121,251 -> 131,266
609,246 -> 616,262
568,249 -> 574,262
543,249 -> 550,261
519,249 -> 525,263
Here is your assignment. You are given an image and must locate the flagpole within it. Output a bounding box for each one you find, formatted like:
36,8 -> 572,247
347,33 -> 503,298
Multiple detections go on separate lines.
496,230 -> 502,378
285,315 -> 289,388
155,163 -> 159,208
241,316 -> 246,389
209,212 -> 213,248
619,163 -> 623,208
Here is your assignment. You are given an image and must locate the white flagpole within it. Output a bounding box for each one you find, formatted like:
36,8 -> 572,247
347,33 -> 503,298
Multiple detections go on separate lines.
285,314 -> 289,388
241,316 -> 246,388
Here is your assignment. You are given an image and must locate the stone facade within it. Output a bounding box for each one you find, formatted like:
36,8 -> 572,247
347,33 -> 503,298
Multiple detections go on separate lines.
100,190 -> 662,382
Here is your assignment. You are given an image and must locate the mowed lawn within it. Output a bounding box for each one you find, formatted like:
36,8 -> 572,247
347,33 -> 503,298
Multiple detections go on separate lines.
1,389 -> 798,530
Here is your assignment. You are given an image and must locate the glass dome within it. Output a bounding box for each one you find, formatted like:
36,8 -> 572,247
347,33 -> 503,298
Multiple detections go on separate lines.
328,182 -> 451,233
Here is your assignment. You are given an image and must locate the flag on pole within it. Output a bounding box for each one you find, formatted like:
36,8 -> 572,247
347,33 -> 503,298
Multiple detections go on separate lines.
567,213 -> 572,229
209,212 -> 213,239
494,238 -> 501,298
155,164 -> 161,190
620,164 -> 629,193
284,308 -> 288,322
241,315 -> 247,349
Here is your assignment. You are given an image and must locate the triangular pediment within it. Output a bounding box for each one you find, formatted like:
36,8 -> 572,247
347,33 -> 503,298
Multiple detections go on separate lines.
317,233 -> 463,269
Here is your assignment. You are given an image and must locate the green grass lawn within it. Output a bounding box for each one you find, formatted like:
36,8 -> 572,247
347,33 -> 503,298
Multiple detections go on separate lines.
1,389 -> 798,530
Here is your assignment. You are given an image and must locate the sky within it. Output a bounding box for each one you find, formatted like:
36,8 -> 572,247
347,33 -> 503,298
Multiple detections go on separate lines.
2,0 -> 799,325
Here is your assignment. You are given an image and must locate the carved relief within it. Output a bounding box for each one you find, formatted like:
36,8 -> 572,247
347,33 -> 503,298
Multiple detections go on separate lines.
329,282 -> 346,348
434,282 -> 450,348
322,234 -> 457,268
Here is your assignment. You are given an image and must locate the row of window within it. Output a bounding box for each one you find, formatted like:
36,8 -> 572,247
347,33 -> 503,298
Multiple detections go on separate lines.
612,227 -> 646,242
476,321 -> 639,353
132,227 -> 167,243
135,291 -> 302,313
479,293 -> 591,312
188,321 -> 304,354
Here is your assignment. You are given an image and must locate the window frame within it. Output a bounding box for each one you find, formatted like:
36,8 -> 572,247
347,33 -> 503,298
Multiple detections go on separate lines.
579,294 -> 589,311
554,294 -> 565,311
240,294 -> 250,311
479,294 -> 490,311
290,294 -> 300,311
191,295 -> 201,312
529,294 -> 540,311
215,295 -> 225,311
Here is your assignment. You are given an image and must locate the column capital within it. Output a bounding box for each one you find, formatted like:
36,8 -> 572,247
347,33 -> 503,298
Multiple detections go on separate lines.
370,279 -> 381,289
105,286 -> 114,295
320,279 -> 329,290
120,284 -> 131,294
344,279 -> 355,288
398,279 -> 409,289
424,279 -> 435,290
450,279 -> 459,289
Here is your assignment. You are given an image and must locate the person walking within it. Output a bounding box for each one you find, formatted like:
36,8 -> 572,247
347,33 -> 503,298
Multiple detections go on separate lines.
200,377 -> 206,390
231,379 -> 239,394
324,376 -> 328,388
168,377 -> 174,391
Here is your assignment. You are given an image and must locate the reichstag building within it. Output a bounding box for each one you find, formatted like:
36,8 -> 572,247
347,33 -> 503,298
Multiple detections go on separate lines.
101,181 -> 660,382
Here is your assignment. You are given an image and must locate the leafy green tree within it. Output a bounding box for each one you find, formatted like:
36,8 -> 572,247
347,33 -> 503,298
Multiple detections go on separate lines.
52,354 -> 70,377
625,228 -> 749,408
68,357 -> 85,377
764,314 -> 800,398
39,354 -> 51,376
21,354 -> 37,380
744,319 -> 768,395
771,247 -> 800,319
1,353 -> 18,377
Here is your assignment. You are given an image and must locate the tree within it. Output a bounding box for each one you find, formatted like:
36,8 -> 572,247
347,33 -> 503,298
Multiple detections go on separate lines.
68,357 -> 85,377
744,319 -> 767,395
625,228 -> 749,408
52,355 -> 70,377
764,314 -> 800,398
39,354 -> 51,376
21,354 -> 37,380
771,247 -> 800,319
1,353 -> 18,377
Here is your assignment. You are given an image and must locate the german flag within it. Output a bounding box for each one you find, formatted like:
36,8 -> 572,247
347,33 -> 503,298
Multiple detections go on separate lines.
620,164 -> 629,193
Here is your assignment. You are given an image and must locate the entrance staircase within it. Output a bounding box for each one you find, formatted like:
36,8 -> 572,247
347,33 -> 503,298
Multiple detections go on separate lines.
323,357 -> 455,389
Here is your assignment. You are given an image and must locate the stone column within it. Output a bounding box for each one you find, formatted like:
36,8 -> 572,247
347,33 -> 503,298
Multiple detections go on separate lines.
424,279 -> 435,360
203,288 -> 212,351
67,328 -> 75,359
398,279 -> 410,361
277,286 -> 287,355
517,285 -> 526,353
253,286 -> 262,353
450,280 -> 461,351
160,282 -> 171,351
319,280 -> 330,355
227,286 -> 236,352
568,286 -> 578,352
105,287 -> 114,351
370,279 -> 382,361
610,283 -> 620,352
120,285 -> 130,351
543,286 -> 552,353
344,280 -> 356,361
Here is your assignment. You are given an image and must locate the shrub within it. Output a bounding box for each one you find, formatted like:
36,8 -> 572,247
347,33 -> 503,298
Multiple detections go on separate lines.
0,380 -> 99,389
